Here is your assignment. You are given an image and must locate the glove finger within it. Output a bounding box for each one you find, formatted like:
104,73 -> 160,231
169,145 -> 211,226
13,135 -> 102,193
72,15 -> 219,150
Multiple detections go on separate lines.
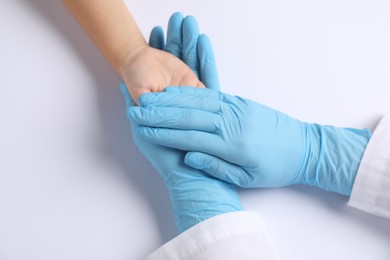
138,90 -> 223,112
198,35 -> 220,91
185,152 -> 248,187
164,86 -> 222,98
136,126 -> 225,155
119,82 -> 136,107
149,26 -> 165,50
182,16 -> 200,78
165,12 -> 184,58
128,106 -> 221,132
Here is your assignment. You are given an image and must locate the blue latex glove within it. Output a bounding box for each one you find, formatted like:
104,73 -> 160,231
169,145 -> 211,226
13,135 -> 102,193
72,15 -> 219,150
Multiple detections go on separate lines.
122,13 -> 242,233
149,13 -> 219,90
129,87 -> 371,196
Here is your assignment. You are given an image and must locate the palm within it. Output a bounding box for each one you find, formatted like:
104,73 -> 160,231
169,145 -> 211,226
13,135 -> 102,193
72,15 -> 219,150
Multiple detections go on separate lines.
122,46 -> 204,103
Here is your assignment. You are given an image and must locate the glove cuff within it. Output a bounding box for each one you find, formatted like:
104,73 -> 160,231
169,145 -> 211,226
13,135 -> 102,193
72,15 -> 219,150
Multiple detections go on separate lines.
166,171 -> 243,233
300,124 -> 371,196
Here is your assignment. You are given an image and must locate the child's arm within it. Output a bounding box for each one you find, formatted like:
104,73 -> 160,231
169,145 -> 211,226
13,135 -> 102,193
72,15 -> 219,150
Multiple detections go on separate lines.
62,1 -> 204,102
62,0 -> 145,71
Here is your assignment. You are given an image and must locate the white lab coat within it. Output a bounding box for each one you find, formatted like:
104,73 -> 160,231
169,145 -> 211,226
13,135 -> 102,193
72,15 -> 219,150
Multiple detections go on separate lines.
146,112 -> 390,260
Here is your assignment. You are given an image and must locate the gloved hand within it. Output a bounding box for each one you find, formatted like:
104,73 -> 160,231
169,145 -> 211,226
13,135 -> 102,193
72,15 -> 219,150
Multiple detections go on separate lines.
122,13 -> 242,233
128,87 -> 371,196
149,14 -> 219,90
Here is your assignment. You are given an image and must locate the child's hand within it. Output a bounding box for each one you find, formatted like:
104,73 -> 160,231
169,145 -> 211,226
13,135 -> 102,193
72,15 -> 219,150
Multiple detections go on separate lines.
119,45 -> 204,104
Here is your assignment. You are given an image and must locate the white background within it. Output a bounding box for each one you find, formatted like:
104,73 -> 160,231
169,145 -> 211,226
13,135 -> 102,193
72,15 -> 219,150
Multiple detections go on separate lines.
1,0 -> 390,259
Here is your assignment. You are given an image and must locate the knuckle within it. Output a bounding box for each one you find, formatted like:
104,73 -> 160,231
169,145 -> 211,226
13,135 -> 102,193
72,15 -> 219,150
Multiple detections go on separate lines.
213,116 -> 223,133
216,91 -> 224,101
146,128 -> 159,139
209,159 -> 220,174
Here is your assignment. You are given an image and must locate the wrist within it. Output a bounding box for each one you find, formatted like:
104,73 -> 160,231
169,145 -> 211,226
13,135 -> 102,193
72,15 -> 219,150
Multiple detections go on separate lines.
300,124 -> 371,195
167,173 -> 243,233
114,41 -> 148,76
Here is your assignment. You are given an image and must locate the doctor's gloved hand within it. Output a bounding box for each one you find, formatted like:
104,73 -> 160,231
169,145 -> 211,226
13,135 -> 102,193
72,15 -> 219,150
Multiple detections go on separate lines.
121,14 -> 242,233
128,87 -> 371,196
148,13 -> 219,91
122,84 -> 241,233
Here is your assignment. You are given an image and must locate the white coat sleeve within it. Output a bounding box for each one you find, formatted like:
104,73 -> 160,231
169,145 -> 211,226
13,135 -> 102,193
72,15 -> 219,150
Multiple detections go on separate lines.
349,111 -> 390,219
146,211 -> 277,260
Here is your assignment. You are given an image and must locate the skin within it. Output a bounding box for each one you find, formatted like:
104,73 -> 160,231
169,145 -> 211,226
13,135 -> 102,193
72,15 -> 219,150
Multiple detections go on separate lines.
62,0 -> 204,103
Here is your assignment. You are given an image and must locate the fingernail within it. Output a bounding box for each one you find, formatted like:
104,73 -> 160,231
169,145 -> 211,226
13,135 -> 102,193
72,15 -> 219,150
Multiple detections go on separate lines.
171,12 -> 184,20
183,15 -> 198,27
185,153 -> 203,168
138,93 -> 153,107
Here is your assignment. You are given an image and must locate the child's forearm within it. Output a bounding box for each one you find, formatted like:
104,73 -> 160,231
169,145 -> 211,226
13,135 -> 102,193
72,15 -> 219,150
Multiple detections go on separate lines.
62,0 -> 147,72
